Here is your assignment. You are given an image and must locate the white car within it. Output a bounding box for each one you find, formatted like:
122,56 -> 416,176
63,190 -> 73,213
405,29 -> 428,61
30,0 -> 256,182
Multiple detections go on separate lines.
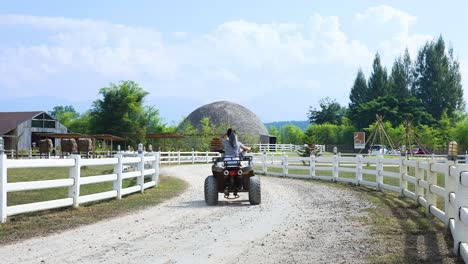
370,145 -> 389,155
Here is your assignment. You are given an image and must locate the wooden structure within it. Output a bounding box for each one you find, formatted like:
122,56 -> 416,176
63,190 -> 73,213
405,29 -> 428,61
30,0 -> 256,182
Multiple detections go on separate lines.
209,138 -> 223,152
145,133 -> 185,151
0,111 -> 68,151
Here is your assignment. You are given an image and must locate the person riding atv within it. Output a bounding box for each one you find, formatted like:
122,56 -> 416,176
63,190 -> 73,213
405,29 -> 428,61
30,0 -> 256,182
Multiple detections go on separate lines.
220,128 -> 251,157
204,128 -> 261,205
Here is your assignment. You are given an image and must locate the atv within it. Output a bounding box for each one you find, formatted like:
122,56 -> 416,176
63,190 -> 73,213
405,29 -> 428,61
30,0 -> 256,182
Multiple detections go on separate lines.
204,156 -> 261,205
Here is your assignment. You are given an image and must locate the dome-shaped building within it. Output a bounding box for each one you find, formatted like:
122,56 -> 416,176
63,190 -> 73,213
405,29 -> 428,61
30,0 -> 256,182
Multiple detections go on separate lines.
181,101 -> 269,143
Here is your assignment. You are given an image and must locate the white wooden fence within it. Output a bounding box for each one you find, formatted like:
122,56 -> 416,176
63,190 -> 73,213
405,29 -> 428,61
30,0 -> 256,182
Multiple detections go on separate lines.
0,152 -> 160,223
3,149 -> 468,261
249,152 -> 468,261
158,151 -> 221,164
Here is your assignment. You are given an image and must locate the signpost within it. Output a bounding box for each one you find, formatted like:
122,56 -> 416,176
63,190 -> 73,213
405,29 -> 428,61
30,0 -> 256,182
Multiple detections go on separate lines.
354,132 -> 365,149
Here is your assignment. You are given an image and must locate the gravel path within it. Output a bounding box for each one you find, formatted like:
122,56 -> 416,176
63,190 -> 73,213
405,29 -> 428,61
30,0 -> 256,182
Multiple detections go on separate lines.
0,164 -> 377,264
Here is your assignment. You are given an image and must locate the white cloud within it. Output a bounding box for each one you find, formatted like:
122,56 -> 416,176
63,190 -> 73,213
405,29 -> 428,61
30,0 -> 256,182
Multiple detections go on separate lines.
0,8 -> 442,121
352,5 -> 432,64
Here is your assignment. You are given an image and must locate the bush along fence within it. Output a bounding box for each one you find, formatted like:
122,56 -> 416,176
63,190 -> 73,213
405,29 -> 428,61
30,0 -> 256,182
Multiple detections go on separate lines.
248,152 -> 468,261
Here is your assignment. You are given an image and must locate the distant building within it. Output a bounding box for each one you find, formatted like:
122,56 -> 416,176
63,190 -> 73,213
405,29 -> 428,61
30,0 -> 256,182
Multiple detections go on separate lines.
0,111 -> 68,150
179,101 -> 275,144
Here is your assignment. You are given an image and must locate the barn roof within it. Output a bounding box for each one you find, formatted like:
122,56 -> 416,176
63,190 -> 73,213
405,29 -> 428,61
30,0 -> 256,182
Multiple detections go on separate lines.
0,111 -> 44,135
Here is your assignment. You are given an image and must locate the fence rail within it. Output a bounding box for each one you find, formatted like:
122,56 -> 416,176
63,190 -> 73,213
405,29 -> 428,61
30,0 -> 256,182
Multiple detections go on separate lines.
250,152 -> 468,261
0,151 -> 161,223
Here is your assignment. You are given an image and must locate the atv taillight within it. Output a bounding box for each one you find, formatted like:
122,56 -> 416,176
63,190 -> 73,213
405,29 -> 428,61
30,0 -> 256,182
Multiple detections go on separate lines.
229,170 -> 237,176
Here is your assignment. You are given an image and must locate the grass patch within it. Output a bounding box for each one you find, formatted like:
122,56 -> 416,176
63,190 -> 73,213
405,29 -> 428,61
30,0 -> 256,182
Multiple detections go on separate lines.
1,166 -> 188,244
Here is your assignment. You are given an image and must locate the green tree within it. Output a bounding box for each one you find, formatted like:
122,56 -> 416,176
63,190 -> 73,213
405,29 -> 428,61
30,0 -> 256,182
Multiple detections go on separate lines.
144,106 -> 166,133
436,110 -> 453,145
304,124 -> 337,145
49,105 -> 78,119
349,97 -> 400,129
388,51 -> 411,99
199,117 -> 216,151
278,124 -> 304,144
90,80 -> 149,146
368,53 -> 388,99
268,125 -> 279,138
414,124 -> 440,151
412,36 -> 464,120
308,97 -> 345,125
177,119 -> 198,150
348,69 -> 369,129
453,117 -> 468,152
349,69 -> 368,105
67,111 -> 92,134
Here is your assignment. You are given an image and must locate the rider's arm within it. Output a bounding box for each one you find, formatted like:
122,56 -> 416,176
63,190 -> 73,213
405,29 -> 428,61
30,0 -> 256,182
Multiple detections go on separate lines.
220,133 -> 227,140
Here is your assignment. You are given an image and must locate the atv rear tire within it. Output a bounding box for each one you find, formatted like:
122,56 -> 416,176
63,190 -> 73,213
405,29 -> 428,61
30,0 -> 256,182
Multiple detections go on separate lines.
249,176 -> 261,205
204,175 -> 218,205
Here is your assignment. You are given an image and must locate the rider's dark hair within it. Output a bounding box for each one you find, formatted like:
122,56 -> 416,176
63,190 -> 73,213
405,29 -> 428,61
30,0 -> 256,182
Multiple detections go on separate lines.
228,130 -> 237,148
227,128 -> 233,137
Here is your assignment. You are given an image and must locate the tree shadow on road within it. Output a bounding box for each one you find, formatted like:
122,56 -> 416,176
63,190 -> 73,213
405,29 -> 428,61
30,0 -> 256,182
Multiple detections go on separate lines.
349,185 -> 461,263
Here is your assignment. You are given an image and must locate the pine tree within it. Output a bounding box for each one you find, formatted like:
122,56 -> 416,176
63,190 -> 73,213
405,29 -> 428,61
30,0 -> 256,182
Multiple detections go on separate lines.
388,51 -> 411,99
349,69 -> 368,106
368,53 -> 388,99
412,36 -> 464,120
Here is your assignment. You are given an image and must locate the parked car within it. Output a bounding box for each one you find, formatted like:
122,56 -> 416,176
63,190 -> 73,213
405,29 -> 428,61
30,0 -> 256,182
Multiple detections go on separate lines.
387,148 -> 401,155
370,145 -> 389,155
408,147 -> 428,155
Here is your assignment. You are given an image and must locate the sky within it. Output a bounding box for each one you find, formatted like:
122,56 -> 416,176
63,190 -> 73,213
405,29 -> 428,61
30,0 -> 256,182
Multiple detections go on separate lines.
1,0 -> 468,124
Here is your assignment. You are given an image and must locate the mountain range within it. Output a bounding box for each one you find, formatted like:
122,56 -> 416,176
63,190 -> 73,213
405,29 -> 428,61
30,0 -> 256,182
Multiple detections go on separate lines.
264,120 -> 310,131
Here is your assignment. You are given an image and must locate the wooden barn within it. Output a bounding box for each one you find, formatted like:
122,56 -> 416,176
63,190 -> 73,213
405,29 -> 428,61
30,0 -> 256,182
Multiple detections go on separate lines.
0,111 -> 68,151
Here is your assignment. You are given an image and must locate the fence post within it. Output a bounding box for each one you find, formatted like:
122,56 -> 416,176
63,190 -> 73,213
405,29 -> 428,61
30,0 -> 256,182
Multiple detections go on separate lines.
69,154 -> 81,208
178,150 -> 181,165
454,164 -> 468,255
206,151 -> 209,163
192,150 -> 195,164
445,161 -> 456,229
332,153 -> 339,182
376,155 -> 383,190
356,155 -> 363,185
138,151 -> 145,193
414,160 -> 424,203
113,153 -> 123,200
310,155 -> 316,179
262,152 -> 267,175
399,156 -> 408,198
426,157 -> 437,217
283,153 -> 288,177
152,152 -> 160,185
0,153 -> 7,223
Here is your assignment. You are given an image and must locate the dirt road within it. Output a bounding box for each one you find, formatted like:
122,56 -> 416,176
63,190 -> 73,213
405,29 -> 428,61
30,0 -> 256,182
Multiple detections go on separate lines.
0,164 -> 377,263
